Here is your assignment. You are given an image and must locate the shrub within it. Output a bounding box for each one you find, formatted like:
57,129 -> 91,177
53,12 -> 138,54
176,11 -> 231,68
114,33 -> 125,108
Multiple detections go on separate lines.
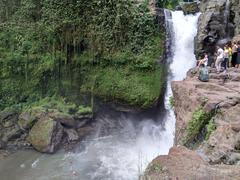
205,118 -> 216,140
182,108 -> 213,147
169,96 -> 174,108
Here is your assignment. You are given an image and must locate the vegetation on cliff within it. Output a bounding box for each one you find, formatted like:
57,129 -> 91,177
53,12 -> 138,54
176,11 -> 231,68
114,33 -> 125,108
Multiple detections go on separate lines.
0,0 -> 168,111
182,108 -> 215,148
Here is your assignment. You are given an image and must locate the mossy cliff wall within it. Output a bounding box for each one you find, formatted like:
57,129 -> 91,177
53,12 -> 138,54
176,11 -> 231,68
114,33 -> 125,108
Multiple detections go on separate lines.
0,0 -> 167,110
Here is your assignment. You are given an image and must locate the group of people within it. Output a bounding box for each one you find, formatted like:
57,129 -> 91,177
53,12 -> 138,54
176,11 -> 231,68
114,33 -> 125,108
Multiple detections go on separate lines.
198,41 -> 240,73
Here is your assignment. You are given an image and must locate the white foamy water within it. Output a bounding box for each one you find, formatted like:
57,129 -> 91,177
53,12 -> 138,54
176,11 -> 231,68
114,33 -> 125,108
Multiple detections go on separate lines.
170,11 -> 200,81
0,11 -> 200,180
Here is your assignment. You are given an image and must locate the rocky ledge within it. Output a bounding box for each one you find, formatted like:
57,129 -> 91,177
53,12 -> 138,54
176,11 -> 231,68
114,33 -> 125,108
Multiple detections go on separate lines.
144,68 -> 240,179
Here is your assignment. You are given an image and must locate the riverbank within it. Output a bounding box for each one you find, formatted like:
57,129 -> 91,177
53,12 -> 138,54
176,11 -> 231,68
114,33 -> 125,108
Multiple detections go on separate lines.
0,96 -> 94,154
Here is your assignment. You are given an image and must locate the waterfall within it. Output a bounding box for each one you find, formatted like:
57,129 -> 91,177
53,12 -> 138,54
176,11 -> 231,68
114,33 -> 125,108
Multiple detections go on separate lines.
0,10 -> 200,180
163,10 -> 200,157
64,11 -> 200,180
224,0 -> 230,37
167,11 -> 200,80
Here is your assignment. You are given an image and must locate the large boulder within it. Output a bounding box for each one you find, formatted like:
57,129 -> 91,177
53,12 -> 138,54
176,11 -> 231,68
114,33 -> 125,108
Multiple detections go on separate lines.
27,116 -> 63,153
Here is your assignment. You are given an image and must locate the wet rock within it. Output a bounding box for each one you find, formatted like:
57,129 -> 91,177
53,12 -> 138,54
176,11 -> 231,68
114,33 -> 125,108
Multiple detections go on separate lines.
74,111 -> 93,121
0,124 -> 23,150
0,111 -> 18,128
175,5 -> 182,11
2,121 -> 15,128
49,112 -> 76,128
0,141 -> 6,149
77,126 -> 93,139
1,126 -> 22,142
64,129 -> 79,142
18,112 -> 39,131
74,112 -> 93,128
180,1 -> 200,14
27,116 -> 63,153
0,111 -> 17,122
0,150 -> 9,160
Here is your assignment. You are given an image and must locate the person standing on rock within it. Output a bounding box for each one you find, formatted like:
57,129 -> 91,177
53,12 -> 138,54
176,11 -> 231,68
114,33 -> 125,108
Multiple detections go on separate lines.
236,41 -> 240,68
215,46 -> 224,73
228,42 -> 232,67
231,41 -> 238,67
222,45 -> 229,72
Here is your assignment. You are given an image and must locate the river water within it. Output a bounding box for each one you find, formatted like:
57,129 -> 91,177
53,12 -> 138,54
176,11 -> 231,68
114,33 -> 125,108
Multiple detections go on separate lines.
0,11 -> 200,180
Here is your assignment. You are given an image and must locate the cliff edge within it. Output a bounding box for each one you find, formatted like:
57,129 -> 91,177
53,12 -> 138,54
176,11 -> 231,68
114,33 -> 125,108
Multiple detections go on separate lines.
143,68 -> 240,179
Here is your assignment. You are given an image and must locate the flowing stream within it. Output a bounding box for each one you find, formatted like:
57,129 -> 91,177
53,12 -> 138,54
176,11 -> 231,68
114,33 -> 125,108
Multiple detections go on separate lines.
0,11 -> 200,180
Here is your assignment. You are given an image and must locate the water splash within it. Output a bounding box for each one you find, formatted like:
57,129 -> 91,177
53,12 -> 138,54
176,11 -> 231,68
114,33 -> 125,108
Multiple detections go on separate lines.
224,0 -> 230,37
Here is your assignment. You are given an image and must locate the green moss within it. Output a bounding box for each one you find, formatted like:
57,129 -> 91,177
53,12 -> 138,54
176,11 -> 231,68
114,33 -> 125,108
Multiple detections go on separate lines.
0,1 -> 166,110
26,96 -> 75,114
21,96 -> 92,116
72,33 -> 166,109
147,163 -> 163,173
80,65 -> 165,109
169,96 -> 174,108
78,106 -> 92,115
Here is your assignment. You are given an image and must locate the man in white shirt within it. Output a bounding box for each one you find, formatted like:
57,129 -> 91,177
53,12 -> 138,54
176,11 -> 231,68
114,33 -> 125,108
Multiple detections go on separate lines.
215,46 -> 224,73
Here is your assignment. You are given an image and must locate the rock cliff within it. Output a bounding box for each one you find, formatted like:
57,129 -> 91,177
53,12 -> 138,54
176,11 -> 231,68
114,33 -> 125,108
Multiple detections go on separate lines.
144,68 -> 240,179
143,146 -> 240,180
195,0 -> 239,60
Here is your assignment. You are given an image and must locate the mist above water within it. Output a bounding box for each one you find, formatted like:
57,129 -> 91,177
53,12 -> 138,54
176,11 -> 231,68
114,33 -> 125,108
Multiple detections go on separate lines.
0,11 -> 200,180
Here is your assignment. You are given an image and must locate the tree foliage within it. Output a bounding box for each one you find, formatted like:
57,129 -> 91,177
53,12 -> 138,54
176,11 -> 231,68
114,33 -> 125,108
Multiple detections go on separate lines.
156,0 -> 180,9
0,0 -> 165,110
